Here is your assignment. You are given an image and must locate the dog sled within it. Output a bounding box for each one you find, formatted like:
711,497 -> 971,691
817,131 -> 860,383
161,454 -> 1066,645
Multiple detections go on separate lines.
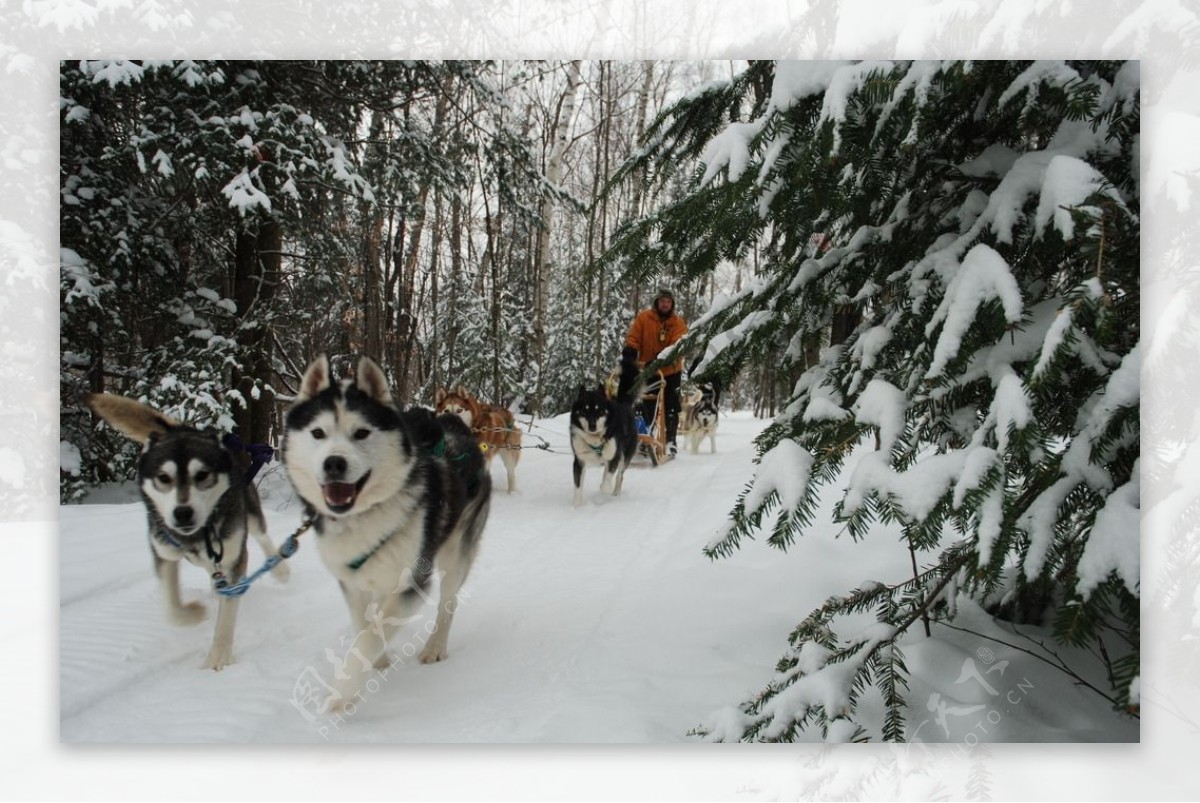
637,371 -> 671,465
607,368 -> 670,466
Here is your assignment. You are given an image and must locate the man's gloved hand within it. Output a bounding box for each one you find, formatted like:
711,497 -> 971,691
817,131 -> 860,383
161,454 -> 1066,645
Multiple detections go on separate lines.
620,346 -> 638,367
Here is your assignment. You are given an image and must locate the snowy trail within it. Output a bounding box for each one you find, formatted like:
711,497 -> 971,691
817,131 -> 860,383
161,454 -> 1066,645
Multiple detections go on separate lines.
60,411 -> 812,743
59,410 -> 1136,744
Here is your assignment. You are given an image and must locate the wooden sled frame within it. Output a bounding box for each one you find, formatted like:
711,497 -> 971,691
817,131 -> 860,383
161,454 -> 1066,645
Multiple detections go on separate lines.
606,368 -> 668,466
636,370 -> 668,466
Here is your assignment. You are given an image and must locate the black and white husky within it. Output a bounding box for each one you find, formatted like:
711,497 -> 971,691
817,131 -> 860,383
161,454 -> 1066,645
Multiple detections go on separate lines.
86,394 -> 289,670
283,355 -> 491,712
569,383 -> 637,506
683,381 -> 720,454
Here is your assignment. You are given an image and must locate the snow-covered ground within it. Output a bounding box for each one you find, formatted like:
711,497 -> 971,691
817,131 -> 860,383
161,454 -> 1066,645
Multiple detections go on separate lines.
59,410 -> 1135,744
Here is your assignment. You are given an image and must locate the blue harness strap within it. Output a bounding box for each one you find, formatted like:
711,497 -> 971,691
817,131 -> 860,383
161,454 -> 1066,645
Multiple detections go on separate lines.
155,528 -> 185,550
211,518 -> 310,598
213,551 -> 285,597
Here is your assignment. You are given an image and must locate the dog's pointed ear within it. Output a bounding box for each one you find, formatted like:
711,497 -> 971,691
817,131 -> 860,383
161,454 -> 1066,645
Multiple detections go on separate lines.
434,387 -> 447,406
86,393 -> 177,443
356,356 -> 393,405
298,355 -> 332,400
455,385 -> 469,398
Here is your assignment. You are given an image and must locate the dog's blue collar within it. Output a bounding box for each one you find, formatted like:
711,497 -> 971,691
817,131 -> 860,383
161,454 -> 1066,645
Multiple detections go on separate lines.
154,527 -> 185,550
156,523 -> 223,566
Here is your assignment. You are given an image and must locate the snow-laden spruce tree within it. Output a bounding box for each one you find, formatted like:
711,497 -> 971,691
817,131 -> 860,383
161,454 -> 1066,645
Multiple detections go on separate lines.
60,61 -> 534,499
603,61 -> 1139,741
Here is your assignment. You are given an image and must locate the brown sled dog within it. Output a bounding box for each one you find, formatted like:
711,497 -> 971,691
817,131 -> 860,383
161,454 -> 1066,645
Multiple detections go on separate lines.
435,385 -> 521,493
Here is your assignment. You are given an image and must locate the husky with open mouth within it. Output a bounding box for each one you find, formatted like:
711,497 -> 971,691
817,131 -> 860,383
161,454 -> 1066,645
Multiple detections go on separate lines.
283,355 -> 490,712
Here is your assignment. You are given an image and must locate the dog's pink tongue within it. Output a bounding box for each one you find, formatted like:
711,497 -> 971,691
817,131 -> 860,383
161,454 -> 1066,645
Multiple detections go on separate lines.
323,482 -> 357,507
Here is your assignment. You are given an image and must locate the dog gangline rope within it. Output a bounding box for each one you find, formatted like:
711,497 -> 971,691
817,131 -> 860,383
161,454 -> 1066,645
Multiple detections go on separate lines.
211,514 -> 316,598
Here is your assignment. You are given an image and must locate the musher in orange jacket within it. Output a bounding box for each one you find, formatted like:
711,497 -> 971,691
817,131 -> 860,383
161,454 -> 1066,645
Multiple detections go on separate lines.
617,288 -> 687,455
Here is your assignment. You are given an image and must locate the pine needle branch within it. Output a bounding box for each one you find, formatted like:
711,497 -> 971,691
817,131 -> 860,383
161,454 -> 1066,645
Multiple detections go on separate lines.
933,620 -> 1135,715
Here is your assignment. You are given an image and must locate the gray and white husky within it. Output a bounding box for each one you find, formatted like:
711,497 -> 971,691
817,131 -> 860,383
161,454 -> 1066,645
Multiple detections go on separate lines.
283,355 -> 491,712
86,394 -> 289,670
569,383 -> 637,507
683,381 -> 720,454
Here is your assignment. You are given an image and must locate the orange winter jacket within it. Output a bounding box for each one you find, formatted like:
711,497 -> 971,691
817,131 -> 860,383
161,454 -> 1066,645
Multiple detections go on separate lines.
624,307 -> 687,376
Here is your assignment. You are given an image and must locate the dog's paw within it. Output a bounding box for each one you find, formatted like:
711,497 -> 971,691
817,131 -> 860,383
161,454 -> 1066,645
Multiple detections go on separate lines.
203,646 -> 233,671
169,601 -> 206,626
320,692 -> 349,715
373,652 -> 394,670
419,645 -> 448,664
270,558 -> 291,583
320,674 -> 365,714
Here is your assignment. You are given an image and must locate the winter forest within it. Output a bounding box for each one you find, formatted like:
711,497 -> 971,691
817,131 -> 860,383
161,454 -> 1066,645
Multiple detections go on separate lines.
59,59 -> 1139,743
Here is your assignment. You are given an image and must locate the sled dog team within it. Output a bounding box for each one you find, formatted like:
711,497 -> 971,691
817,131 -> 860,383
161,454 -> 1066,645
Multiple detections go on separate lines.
85,355 -> 719,712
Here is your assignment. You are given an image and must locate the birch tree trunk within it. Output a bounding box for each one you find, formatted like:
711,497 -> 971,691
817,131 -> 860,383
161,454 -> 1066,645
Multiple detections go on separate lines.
593,62 -> 614,376
585,61 -> 606,376
532,59 -> 583,415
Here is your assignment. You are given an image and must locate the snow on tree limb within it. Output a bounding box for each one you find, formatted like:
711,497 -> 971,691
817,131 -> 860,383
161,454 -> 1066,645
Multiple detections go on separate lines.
221,169 -> 272,215
925,244 -> 1023,378
607,59 -> 1139,740
1077,462 -> 1140,599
